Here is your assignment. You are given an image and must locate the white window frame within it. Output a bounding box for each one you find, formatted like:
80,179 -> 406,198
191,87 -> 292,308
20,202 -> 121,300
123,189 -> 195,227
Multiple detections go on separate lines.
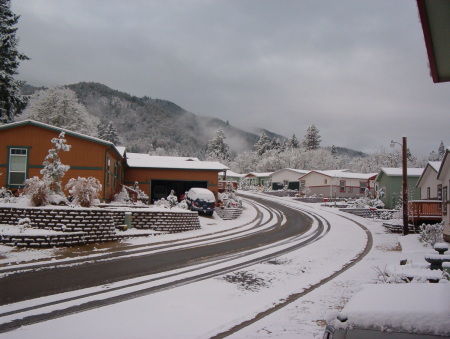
8,148 -> 28,186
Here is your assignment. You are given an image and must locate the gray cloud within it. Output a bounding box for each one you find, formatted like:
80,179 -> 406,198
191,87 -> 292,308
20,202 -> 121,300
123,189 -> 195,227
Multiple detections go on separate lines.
13,0 -> 450,157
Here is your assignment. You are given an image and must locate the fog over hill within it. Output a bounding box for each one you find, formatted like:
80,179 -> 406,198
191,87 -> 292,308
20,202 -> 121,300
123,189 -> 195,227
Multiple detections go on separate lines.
21,82 -> 366,159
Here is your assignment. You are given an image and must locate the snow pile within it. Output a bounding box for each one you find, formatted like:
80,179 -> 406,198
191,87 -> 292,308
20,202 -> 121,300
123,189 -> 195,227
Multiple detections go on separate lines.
335,284 -> 450,336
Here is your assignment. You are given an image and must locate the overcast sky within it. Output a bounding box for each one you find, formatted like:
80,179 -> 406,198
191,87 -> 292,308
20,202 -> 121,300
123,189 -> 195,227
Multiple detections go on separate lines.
12,0 -> 450,157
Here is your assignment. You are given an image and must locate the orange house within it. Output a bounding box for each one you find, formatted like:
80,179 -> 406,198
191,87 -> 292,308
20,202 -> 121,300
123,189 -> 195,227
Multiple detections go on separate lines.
124,153 -> 228,203
0,120 -> 124,201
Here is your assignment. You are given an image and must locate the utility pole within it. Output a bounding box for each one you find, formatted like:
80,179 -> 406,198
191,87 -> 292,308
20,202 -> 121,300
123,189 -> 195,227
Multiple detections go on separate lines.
402,136 -> 409,235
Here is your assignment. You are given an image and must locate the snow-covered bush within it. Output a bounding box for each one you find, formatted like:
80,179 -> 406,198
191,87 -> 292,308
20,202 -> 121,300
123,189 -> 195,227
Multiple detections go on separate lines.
65,177 -> 102,207
18,218 -> 32,233
24,176 -> 51,206
133,182 -> 149,203
154,198 -> 170,209
0,187 -> 16,203
167,190 -> 178,208
419,222 -> 444,247
177,199 -> 189,210
113,187 -> 131,204
41,132 -> 71,197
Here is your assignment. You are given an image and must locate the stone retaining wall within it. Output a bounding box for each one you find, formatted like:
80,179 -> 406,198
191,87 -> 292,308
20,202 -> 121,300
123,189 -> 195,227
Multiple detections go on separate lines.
1,232 -> 87,248
108,209 -> 201,233
0,206 -> 201,247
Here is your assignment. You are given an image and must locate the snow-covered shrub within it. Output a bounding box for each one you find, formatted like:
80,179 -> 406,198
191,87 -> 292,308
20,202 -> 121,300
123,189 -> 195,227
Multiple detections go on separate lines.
154,198 -> 170,209
24,176 -> 51,206
167,190 -> 178,208
177,199 -> 188,210
133,182 -> 149,204
0,187 -> 16,203
65,177 -> 102,207
419,222 -> 444,247
41,132 -> 71,196
18,218 -> 32,233
113,187 -> 131,204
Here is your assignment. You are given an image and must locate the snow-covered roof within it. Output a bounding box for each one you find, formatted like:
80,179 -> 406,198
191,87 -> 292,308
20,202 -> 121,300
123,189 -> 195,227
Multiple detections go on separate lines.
126,153 -> 228,171
429,161 -> 442,172
115,146 -> 127,157
270,168 -> 310,176
246,172 -> 273,178
219,170 -> 245,178
334,284 -> 450,336
380,167 -> 424,177
300,170 -> 377,180
0,119 -> 124,159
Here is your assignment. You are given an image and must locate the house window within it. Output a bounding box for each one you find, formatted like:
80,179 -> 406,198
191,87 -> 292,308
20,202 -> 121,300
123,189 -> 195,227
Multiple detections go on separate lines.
437,184 -> 442,200
443,186 -> 448,215
324,179 -> 327,184
113,162 -> 118,190
8,148 -> 28,186
106,157 -> 111,187
261,179 -> 264,186
427,187 -> 430,199
360,182 -> 367,194
349,187 -> 353,193
339,180 -> 346,192
283,180 -> 289,187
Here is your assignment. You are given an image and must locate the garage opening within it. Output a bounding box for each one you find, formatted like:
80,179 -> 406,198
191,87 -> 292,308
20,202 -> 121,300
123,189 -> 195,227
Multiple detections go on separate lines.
151,180 -> 208,203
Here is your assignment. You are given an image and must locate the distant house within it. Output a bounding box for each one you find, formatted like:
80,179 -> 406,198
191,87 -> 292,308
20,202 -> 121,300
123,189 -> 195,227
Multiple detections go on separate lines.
298,170 -> 377,199
416,161 -> 442,199
375,168 -> 424,209
241,172 -> 273,187
437,148 -> 450,242
270,168 -> 309,191
0,120 -> 124,201
124,153 -> 228,203
218,170 -> 245,183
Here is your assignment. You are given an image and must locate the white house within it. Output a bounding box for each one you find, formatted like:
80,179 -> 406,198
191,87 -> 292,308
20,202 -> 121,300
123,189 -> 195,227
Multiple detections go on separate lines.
298,170 -> 378,198
416,161 -> 442,200
437,148 -> 450,242
241,172 -> 273,187
270,168 -> 310,191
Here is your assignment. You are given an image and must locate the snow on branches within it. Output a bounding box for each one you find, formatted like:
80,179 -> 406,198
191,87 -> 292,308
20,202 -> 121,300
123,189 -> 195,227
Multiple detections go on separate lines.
41,132 -> 71,196
65,177 -> 102,207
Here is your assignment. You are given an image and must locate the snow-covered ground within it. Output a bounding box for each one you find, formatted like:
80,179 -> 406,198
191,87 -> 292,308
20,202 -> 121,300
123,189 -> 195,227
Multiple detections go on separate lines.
0,193 -> 448,338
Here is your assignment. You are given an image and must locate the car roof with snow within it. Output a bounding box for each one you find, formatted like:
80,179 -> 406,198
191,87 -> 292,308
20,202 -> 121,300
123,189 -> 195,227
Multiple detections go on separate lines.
186,188 -> 215,201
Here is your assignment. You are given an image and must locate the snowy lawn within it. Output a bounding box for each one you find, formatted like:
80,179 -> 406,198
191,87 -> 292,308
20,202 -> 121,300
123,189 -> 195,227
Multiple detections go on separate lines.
0,194 -> 448,339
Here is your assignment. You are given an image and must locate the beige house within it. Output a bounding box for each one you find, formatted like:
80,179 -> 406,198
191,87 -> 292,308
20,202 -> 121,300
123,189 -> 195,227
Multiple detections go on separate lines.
298,170 -> 377,199
270,168 -> 310,191
437,148 -> 450,242
416,161 -> 442,200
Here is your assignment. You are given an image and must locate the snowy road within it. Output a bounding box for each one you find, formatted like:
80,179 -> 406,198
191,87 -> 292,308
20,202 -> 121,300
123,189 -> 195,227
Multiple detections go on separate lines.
0,194 -> 373,338
0,196 -> 329,333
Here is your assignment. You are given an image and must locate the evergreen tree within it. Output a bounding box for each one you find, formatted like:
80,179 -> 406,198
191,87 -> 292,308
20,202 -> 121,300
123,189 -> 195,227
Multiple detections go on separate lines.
254,131 -> 271,156
302,124 -> 321,150
0,0 -> 30,122
428,150 -> 439,161
331,145 -> 337,157
270,137 -> 281,152
288,133 -> 299,149
438,141 -> 445,161
206,128 -> 231,161
19,86 -> 99,136
99,121 -> 120,145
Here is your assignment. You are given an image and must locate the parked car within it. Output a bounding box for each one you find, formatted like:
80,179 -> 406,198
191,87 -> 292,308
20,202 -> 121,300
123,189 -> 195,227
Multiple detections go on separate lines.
323,284 -> 449,339
185,188 -> 216,216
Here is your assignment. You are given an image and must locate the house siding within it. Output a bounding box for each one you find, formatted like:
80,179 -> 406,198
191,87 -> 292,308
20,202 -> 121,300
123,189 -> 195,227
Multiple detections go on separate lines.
125,167 -> 220,201
0,123 -> 122,201
376,173 -> 421,210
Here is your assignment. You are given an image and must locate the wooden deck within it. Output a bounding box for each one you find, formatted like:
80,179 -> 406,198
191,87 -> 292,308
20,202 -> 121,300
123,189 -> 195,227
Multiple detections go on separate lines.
408,200 -> 442,225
